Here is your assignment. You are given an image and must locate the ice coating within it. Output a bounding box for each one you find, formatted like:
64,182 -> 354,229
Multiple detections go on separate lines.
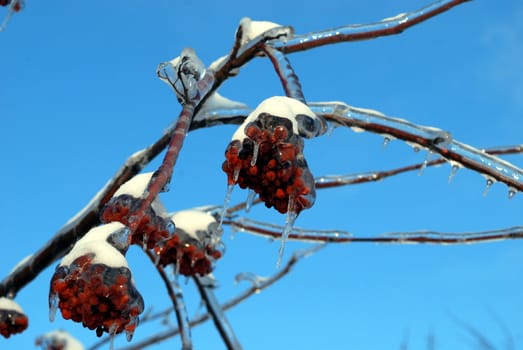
232,96 -> 322,141
36,329 -> 85,350
0,297 -> 23,313
60,222 -> 129,268
239,18 -> 285,45
157,47 -> 212,104
195,92 -> 249,122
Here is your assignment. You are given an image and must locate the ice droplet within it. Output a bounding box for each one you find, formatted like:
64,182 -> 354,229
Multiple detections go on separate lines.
245,189 -> 256,212
276,209 -> 298,268
448,164 -> 460,183
219,184 -> 235,229
235,272 -> 268,289
508,187 -> 517,200
382,136 -> 391,149
250,141 -> 260,166
483,177 -> 495,197
350,126 -> 365,133
49,292 -> 58,322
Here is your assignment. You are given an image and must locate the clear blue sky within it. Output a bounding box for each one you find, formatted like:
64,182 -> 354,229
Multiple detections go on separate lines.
1,1 -> 522,349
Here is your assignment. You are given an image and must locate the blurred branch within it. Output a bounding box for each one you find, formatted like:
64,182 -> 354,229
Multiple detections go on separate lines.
144,250 -> 192,350
193,276 -> 243,350
94,248 -> 315,350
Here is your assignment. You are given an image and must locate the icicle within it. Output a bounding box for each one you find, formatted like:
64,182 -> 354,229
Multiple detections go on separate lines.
483,177 -> 495,197
276,201 -> 298,268
250,141 -> 260,166
142,233 -> 149,250
48,292 -> 58,322
245,189 -> 256,212
125,316 -> 138,342
108,323 -> 118,350
508,187 -> 517,200
218,184 -> 235,228
325,122 -> 339,136
174,250 -> 183,278
418,151 -> 433,176
448,164 -> 460,183
233,166 -> 240,183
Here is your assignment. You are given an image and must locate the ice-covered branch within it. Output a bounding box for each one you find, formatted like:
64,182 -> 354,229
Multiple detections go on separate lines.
226,217 -> 523,245
312,102 -> 523,193
314,145 -> 523,189
193,275 -> 242,350
271,0 -> 470,53
261,45 -> 305,102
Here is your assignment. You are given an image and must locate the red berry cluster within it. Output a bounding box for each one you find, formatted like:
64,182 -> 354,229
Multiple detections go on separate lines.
50,254 -> 144,338
154,231 -> 223,276
101,194 -> 172,249
0,0 -> 22,11
0,306 -> 28,338
222,113 -> 316,214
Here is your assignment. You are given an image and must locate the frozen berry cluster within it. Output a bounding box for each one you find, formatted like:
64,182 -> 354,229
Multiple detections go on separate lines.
50,254 -> 143,338
154,210 -> 224,276
101,194 -> 172,249
0,0 -> 23,12
223,112 -> 316,214
0,297 -> 28,338
35,329 -> 84,350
